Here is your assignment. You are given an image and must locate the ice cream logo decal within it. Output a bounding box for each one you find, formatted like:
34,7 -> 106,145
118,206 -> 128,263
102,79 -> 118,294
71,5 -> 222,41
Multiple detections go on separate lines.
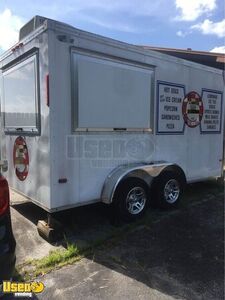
182,91 -> 204,128
13,136 -> 29,181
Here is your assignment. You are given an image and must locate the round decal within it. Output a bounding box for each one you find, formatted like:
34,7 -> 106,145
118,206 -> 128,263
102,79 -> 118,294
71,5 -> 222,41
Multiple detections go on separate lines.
13,136 -> 29,181
182,91 -> 204,128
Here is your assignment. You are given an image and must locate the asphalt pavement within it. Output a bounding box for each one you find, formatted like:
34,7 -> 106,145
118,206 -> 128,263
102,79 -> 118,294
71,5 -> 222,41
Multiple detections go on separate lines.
37,192 -> 224,300
7,180 -> 224,300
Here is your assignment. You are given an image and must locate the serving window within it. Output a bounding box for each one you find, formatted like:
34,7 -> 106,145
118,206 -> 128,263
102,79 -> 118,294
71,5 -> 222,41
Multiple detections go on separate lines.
2,52 -> 40,134
71,51 -> 154,131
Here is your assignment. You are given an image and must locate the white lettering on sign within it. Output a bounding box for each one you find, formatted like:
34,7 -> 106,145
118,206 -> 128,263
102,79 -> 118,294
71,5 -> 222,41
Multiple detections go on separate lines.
201,89 -> 222,133
157,82 -> 185,133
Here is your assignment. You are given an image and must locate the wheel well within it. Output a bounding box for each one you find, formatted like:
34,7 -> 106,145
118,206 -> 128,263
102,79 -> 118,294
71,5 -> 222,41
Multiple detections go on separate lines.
165,165 -> 186,185
102,163 -> 186,205
151,165 -> 187,190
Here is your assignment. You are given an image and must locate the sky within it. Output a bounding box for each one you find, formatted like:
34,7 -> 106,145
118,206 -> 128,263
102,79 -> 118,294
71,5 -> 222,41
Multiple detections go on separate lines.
0,0 -> 224,54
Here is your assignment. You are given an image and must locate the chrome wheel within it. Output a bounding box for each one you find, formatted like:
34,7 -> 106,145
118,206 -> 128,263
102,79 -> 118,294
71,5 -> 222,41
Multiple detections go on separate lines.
164,179 -> 180,204
126,186 -> 147,215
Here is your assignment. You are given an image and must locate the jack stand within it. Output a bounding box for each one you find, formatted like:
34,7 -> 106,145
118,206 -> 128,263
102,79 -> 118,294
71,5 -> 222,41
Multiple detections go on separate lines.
216,175 -> 224,185
37,213 -> 63,243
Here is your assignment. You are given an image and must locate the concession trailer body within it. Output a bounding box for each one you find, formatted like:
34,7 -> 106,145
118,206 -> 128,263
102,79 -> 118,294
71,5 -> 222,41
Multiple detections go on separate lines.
0,16 -> 224,221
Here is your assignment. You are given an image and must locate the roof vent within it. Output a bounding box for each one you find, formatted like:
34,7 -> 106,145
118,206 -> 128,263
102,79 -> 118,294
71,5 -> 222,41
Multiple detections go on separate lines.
19,16 -> 46,41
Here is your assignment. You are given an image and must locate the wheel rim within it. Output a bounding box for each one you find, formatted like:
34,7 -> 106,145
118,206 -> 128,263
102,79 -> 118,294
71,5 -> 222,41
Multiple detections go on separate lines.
126,187 -> 147,215
164,179 -> 180,204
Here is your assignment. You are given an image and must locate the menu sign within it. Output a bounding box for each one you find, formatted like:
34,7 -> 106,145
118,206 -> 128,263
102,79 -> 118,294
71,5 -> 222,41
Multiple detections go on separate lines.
201,89 -> 222,133
157,82 -> 185,133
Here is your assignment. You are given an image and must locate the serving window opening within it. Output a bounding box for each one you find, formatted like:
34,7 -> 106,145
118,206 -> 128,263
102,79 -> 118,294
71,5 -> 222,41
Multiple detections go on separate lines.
2,52 -> 40,134
71,50 -> 154,131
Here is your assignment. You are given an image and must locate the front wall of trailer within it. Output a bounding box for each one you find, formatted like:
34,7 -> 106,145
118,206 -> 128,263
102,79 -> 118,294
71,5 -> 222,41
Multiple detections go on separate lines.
0,31 -> 51,210
48,27 -> 224,211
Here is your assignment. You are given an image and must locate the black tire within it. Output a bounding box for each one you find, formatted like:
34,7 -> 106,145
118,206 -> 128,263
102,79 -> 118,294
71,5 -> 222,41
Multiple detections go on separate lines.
113,178 -> 149,222
151,171 -> 185,209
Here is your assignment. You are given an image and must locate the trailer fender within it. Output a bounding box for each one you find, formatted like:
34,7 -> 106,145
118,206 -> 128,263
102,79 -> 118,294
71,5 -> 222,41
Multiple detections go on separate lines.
101,162 -> 186,204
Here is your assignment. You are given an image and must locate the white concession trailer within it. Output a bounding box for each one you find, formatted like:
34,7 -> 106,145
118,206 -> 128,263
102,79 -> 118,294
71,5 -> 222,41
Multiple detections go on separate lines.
0,16 -> 224,231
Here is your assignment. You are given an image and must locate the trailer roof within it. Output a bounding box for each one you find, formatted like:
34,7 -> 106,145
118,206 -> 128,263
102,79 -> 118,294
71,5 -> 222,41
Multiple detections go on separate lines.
0,15 -> 223,75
